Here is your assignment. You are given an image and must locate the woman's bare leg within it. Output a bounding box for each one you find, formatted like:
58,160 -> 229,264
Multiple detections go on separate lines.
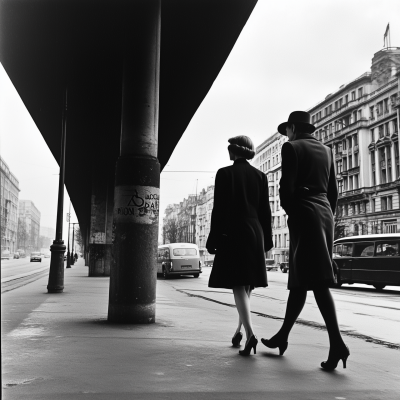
233,286 -> 254,343
234,287 -> 252,335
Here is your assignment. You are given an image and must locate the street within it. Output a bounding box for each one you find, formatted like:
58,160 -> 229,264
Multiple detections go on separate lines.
2,257 -> 52,293
162,267 -> 400,349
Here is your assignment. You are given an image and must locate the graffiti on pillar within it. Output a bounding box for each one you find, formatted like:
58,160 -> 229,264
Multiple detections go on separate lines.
90,232 -> 105,244
114,185 -> 159,225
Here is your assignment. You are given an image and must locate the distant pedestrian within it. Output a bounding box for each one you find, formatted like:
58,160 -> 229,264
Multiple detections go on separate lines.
261,111 -> 349,371
74,252 -> 78,262
207,136 -> 273,356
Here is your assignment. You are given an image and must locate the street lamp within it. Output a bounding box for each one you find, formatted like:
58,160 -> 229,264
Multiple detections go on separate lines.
70,223 -> 78,265
66,206 -> 71,268
47,86 -> 68,293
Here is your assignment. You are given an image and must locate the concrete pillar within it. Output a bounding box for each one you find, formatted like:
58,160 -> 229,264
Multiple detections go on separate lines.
88,169 -> 114,276
108,0 -> 161,324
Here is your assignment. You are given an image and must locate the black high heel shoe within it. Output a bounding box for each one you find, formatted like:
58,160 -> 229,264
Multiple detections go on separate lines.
232,332 -> 243,347
321,344 -> 350,371
239,335 -> 258,356
261,336 -> 288,355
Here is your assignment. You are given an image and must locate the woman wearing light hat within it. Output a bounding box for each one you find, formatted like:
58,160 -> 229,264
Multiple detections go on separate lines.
261,111 -> 349,371
207,135 -> 273,356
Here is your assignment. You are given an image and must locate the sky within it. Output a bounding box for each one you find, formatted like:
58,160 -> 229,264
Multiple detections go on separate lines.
1,0 -> 400,242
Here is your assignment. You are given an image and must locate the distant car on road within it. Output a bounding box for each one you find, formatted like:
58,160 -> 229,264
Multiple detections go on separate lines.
13,252 -> 20,259
16,249 -> 26,258
265,259 -> 278,271
280,262 -> 289,273
44,253 -> 50,258
30,252 -> 42,262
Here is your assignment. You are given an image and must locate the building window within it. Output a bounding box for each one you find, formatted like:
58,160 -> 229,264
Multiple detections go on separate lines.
358,87 -> 363,98
354,224 -> 359,235
354,174 -> 359,189
379,125 -> 384,138
336,160 -> 342,173
338,180 -> 343,194
383,220 -> 397,233
343,177 -> 348,191
344,204 -> 348,216
371,199 -> 375,213
348,155 -> 352,169
351,91 -> 356,101
381,197 -> 387,211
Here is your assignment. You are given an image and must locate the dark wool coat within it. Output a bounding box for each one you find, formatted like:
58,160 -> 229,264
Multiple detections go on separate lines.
279,133 -> 338,290
207,158 -> 273,289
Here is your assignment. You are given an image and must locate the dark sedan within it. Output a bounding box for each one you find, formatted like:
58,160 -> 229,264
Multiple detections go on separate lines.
280,262 -> 289,273
30,252 -> 42,262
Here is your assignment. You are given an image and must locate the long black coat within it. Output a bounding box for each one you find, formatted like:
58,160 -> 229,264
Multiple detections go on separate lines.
207,158 -> 273,289
279,133 -> 338,290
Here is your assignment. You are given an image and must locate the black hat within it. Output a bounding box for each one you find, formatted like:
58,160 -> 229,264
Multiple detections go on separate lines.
278,111 -> 316,136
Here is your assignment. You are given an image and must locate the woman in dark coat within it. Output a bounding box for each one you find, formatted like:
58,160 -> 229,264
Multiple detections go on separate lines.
261,111 -> 349,371
207,135 -> 273,356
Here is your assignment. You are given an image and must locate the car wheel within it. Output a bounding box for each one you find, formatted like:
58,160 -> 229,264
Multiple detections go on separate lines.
162,268 -> 169,280
193,273 -> 199,278
373,284 -> 386,290
334,273 -> 342,288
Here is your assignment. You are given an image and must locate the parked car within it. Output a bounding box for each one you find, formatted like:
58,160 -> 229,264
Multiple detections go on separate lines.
280,261 -> 289,273
44,253 -> 51,258
333,233 -> 400,290
30,252 -> 42,262
16,249 -> 26,258
265,259 -> 278,271
1,250 -> 12,260
13,252 -> 20,259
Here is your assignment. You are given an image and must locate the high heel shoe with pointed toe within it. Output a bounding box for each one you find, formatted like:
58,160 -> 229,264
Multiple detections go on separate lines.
321,344 -> 350,371
261,336 -> 288,356
232,332 -> 243,347
239,335 -> 258,356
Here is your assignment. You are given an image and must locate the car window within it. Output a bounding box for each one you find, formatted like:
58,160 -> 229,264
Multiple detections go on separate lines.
375,241 -> 400,257
173,248 -> 197,256
333,244 -> 342,258
31,252 -> 40,255
353,242 -> 374,257
340,243 -> 353,257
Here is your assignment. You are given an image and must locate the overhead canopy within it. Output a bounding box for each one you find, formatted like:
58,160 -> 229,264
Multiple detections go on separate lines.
0,0 -> 258,233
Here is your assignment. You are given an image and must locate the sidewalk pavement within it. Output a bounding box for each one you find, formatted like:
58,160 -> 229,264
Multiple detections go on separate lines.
2,260 -> 399,400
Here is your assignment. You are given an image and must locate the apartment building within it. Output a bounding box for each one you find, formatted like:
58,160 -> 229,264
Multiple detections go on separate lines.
254,46 -> 400,257
0,156 -> 20,253
253,132 -> 289,263
309,47 -> 400,235
18,200 -> 41,251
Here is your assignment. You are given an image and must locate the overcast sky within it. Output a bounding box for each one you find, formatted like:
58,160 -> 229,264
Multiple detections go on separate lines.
1,0 -> 400,242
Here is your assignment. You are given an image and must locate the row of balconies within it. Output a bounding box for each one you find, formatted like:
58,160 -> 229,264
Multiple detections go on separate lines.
320,119 -> 368,142
338,180 -> 400,199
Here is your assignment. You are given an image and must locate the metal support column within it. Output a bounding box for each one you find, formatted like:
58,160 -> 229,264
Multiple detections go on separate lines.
47,87 -> 68,293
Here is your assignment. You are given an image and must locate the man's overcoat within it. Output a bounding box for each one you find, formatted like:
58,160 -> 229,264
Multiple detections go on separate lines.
279,133 -> 338,290
207,158 -> 273,289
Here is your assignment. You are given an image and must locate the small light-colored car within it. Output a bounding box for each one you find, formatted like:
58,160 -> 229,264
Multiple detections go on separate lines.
1,250 -> 12,260
265,259 -> 278,271
30,252 -> 42,262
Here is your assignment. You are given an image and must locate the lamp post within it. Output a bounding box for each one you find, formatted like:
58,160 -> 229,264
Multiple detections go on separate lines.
66,206 -> 71,268
70,223 -> 78,265
47,86 -> 68,293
